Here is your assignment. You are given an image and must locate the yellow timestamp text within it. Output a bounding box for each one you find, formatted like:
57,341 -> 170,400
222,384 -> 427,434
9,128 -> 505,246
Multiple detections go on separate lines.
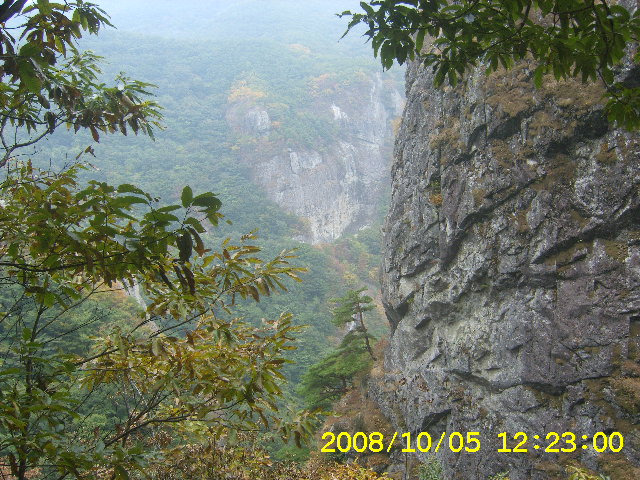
498,431 -> 624,453
321,431 -> 481,454
320,431 -> 625,454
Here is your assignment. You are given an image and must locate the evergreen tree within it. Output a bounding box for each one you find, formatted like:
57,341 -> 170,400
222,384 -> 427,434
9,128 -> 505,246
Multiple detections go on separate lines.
331,288 -> 377,360
298,330 -> 373,410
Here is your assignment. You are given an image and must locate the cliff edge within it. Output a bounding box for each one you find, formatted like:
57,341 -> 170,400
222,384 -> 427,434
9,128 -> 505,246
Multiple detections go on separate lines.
373,49 -> 640,479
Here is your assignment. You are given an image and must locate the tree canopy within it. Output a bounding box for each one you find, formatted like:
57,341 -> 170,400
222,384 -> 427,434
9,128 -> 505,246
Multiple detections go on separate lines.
297,288 -> 379,410
0,129 -> 314,480
0,0 -> 161,167
0,2 -> 317,478
342,0 -> 640,130
298,330 -> 373,410
0,2 -> 394,478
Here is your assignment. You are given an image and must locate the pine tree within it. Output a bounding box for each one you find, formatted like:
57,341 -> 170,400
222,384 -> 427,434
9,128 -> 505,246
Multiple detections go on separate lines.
331,288 -> 376,360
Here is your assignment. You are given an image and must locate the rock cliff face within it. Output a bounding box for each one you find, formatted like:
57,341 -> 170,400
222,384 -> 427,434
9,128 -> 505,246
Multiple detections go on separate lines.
374,51 -> 640,478
226,73 -> 403,243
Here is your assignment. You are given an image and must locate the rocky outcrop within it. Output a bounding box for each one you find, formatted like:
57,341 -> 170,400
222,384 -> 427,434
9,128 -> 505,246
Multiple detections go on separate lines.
243,108 -> 271,136
374,46 -> 640,479
226,73 -> 403,243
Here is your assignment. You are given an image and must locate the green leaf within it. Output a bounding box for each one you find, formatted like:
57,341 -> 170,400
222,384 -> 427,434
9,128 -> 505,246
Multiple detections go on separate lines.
416,28 -> 426,53
360,1 -> 375,16
434,64 -> 447,87
184,217 -> 206,233
380,40 -> 396,69
37,0 -> 53,15
43,292 -> 56,308
114,465 -> 130,480
181,185 -> 193,207
207,213 -> 219,226
176,233 -> 193,262
156,205 -> 182,213
192,192 -> 221,210
117,184 -> 146,195
151,337 -> 161,357
19,43 -> 41,59
22,328 -> 32,341
146,211 -> 179,223
533,65 -> 544,89
18,62 -> 41,94
115,333 -> 126,356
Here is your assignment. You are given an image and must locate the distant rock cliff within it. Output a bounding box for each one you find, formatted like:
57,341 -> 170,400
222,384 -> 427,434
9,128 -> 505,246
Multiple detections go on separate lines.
226,72 -> 403,243
373,46 -> 640,479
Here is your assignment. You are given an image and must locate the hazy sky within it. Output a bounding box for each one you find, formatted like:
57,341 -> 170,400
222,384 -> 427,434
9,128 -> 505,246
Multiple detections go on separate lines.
94,0 -> 366,47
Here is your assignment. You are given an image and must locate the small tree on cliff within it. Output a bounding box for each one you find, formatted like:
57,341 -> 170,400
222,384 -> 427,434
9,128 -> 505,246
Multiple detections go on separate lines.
331,288 -> 376,360
298,288 -> 377,410
298,331 -> 373,410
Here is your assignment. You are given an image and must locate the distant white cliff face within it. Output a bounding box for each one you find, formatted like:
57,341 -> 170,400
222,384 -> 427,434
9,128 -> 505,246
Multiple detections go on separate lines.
244,108 -> 270,135
226,72 -> 404,243
330,104 -> 348,122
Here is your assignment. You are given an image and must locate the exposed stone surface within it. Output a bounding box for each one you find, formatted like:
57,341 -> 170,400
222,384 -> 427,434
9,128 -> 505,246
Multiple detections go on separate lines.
226,73 -> 403,243
244,108 -> 271,136
374,45 -> 640,479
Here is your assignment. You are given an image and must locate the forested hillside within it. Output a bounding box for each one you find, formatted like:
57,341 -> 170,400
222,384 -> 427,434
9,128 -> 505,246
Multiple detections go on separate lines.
31,0 -> 402,389
0,1 -> 406,478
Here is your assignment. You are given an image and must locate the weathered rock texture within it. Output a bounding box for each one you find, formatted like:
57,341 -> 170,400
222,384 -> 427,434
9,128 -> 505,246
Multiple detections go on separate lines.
226,73 -> 403,243
374,46 -> 640,479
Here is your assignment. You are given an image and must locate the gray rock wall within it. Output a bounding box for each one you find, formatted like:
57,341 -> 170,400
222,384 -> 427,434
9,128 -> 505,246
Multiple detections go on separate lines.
374,52 -> 640,479
227,73 -> 403,243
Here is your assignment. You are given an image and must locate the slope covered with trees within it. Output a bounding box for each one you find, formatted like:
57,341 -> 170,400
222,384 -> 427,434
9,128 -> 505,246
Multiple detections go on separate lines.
0,1 -> 399,478
349,0 -> 640,479
0,2 -> 328,478
27,0 -> 399,390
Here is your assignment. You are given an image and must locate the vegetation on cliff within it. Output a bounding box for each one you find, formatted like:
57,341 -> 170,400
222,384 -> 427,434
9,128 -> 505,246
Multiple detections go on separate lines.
343,0 -> 640,130
299,290 -> 377,410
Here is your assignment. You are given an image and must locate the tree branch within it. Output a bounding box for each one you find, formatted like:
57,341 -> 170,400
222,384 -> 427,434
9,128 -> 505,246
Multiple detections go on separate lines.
0,0 -> 27,24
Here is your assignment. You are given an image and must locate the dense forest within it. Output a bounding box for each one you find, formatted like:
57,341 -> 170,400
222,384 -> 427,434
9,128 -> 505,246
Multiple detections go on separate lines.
34,0 -> 399,390
0,1 -> 401,478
